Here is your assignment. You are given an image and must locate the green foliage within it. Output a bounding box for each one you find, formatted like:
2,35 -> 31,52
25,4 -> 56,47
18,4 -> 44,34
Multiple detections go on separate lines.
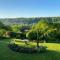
0,18 -> 60,43
26,20 -> 60,43
11,24 -> 30,32
26,20 -> 49,47
0,21 -> 5,29
8,31 -> 26,39
20,25 -> 30,32
11,24 -> 22,32
27,20 -> 49,40
26,29 -> 44,41
0,29 -> 6,37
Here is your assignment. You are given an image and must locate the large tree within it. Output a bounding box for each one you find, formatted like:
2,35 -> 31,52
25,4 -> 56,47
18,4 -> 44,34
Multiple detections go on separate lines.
26,20 -> 50,47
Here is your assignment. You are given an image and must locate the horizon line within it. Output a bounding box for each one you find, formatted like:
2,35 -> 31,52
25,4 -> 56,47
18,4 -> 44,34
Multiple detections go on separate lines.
0,16 -> 60,19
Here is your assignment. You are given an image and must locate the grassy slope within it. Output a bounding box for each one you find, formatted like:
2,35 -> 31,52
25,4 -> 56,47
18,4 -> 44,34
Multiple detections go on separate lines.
0,39 -> 60,60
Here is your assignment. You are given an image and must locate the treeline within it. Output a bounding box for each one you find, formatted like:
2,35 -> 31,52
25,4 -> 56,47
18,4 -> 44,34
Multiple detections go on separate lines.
0,21 -> 30,39
0,17 -> 60,44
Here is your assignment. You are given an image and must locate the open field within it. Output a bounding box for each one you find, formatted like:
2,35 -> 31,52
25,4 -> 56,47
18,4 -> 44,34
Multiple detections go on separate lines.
0,39 -> 60,60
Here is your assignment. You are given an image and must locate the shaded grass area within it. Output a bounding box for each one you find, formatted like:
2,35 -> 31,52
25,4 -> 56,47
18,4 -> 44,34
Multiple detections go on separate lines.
0,39 -> 60,60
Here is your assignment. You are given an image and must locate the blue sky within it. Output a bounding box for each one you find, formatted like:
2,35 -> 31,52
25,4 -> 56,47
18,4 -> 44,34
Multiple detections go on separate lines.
0,0 -> 60,18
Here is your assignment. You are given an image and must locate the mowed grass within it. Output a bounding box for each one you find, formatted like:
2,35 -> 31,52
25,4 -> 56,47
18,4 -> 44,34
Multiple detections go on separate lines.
0,39 -> 60,60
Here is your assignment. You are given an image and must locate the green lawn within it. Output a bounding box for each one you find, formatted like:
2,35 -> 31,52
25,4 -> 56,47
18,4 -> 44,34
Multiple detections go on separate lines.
0,39 -> 60,60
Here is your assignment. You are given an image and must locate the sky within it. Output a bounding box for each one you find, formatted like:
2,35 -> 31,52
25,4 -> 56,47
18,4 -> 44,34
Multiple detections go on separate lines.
0,0 -> 60,18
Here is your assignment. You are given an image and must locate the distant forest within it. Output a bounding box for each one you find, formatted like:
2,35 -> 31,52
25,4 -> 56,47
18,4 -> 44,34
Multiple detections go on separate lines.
0,17 -> 60,25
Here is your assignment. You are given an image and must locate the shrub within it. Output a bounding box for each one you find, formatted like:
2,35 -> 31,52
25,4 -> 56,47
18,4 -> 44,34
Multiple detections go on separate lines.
8,43 -> 47,53
35,46 -> 47,52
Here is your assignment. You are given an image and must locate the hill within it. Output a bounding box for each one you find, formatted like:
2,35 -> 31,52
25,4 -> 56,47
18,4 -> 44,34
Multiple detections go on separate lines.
0,17 -> 60,25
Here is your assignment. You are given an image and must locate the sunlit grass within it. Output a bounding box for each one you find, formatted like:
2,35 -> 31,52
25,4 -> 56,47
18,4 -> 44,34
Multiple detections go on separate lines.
12,39 -> 60,51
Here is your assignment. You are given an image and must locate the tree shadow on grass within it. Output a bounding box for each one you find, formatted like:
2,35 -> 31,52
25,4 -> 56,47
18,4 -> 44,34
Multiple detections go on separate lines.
19,50 -> 60,60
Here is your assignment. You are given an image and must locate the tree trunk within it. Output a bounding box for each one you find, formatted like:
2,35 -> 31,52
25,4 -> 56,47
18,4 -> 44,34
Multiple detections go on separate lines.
37,41 -> 39,47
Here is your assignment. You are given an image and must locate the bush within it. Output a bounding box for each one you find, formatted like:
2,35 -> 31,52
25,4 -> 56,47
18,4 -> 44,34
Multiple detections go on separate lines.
8,43 -> 47,53
7,31 -> 27,39
0,36 -> 9,40
35,46 -> 47,52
